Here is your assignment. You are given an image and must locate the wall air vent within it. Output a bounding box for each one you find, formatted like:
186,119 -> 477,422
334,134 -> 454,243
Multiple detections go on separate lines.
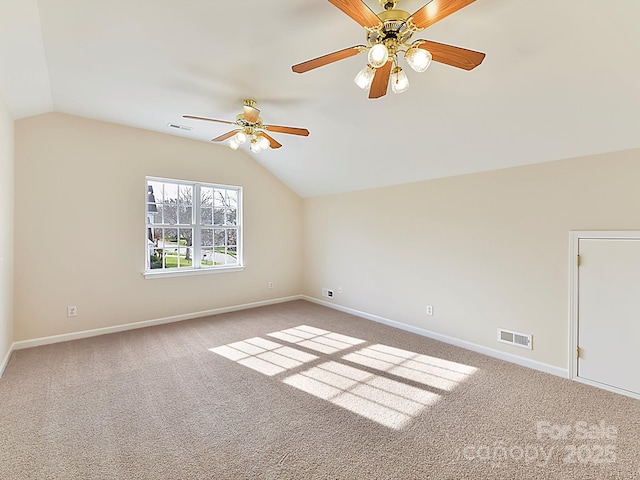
497,328 -> 532,350
167,123 -> 193,131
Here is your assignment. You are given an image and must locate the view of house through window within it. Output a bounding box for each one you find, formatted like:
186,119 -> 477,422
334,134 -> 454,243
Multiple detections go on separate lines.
146,177 -> 241,272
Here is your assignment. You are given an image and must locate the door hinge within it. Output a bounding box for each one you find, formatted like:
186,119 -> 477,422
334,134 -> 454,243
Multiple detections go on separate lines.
576,346 -> 581,358
576,254 -> 581,267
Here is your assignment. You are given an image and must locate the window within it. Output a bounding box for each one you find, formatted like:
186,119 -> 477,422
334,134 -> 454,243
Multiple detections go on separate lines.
145,177 -> 242,275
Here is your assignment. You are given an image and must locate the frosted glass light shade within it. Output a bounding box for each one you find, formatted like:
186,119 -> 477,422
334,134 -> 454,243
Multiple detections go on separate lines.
391,67 -> 409,94
368,43 -> 389,68
229,138 -> 240,150
257,135 -> 270,149
234,131 -> 247,144
250,140 -> 261,153
354,64 -> 375,90
405,47 -> 432,73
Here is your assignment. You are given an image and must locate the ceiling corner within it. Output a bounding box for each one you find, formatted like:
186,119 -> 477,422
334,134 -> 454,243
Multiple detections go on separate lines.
0,0 -> 54,119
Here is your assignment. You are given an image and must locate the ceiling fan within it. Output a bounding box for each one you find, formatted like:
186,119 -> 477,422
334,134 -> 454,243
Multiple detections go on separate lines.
292,0 -> 486,98
183,99 -> 310,152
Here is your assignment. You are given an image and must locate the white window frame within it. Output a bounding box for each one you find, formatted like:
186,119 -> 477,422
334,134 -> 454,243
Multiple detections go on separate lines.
144,177 -> 243,278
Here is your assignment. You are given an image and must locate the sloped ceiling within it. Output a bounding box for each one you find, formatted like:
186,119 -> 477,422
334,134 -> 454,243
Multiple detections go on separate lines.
1,0 -> 639,197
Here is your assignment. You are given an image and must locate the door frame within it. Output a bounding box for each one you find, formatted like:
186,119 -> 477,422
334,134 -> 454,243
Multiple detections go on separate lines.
569,230 -> 640,399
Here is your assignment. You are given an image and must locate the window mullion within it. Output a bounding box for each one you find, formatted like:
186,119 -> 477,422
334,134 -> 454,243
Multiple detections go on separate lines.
193,184 -> 202,269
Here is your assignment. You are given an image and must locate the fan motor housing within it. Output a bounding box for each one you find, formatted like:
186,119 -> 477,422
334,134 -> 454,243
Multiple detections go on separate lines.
236,113 -> 263,129
369,9 -> 413,46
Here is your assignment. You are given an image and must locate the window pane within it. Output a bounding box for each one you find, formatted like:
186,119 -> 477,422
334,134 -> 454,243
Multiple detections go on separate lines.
148,227 -> 163,269
214,229 -> 226,247
147,209 -> 162,224
227,190 -> 238,210
149,250 -> 163,269
225,208 -> 237,226
201,187 -> 213,206
179,185 -> 193,205
146,181 -> 161,220
161,228 -> 178,268
162,183 -> 178,225
164,183 -> 178,203
156,204 -> 164,224
201,207 -> 213,225
201,228 -> 213,246
152,227 -> 163,244
179,228 -> 192,246
178,205 -> 192,224
227,228 -> 237,246
147,181 -> 164,203
214,189 -> 225,208
164,202 -> 177,225
213,208 -> 225,226
227,246 -> 238,264
201,247 -> 214,266
178,228 -> 193,268
165,227 -> 178,244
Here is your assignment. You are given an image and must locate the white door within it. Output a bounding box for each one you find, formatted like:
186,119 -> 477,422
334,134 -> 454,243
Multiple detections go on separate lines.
577,237 -> 640,396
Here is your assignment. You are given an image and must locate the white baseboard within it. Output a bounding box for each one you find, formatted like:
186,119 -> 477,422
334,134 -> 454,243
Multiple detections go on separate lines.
0,342 -> 14,377
12,295 -> 303,351
572,376 -> 640,401
5,294 -> 568,381
303,295 -> 568,379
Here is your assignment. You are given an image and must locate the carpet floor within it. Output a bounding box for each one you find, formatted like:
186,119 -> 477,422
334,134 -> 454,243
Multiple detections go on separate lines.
1,300 -> 639,479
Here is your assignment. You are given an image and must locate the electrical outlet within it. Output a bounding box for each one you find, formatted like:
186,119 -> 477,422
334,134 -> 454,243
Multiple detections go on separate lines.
322,288 -> 334,298
268,281 -> 274,289
426,305 -> 433,316
67,306 -> 77,317
337,286 -> 343,294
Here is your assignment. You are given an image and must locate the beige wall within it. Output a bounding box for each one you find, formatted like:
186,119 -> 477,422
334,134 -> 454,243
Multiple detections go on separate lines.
12,111 -> 640,370
0,93 -> 14,364
302,149 -> 640,369
14,113 -> 302,341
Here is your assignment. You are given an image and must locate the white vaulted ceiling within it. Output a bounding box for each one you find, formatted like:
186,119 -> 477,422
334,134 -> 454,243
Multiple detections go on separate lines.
1,0 -> 639,197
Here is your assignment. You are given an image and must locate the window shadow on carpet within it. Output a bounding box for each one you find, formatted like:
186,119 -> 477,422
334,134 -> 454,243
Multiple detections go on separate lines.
210,325 -> 477,429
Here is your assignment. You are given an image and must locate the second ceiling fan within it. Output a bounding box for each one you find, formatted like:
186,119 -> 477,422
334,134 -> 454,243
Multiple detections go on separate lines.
184,99 -> 309,152
292,0 -> 486,98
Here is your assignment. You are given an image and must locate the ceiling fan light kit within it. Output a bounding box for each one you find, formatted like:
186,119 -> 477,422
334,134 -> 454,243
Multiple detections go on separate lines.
184,99 -> 309,153
391,66 -> 409,93
292,0 -> 486,99
368,43 -> 390,68
405,44 -> 432,72
354,64 -> 376,89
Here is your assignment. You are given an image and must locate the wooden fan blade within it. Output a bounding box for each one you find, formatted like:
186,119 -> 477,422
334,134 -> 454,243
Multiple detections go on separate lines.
369,61 -> 392,99
260,132 -> 283,149
211,130 -> 239,142
409,0 -> 476,31
418,40 -> 485,70
292,46 -> 365,74
328,0 -> 382,28
264,125 -> 310,137
183,115 -> 235,125
243,105 -> 260,123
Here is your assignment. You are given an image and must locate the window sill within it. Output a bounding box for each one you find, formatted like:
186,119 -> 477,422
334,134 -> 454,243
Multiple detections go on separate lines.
143,265 -> 244,279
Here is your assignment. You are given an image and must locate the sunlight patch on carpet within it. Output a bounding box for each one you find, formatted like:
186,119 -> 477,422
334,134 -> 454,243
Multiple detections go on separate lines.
283,361 -> 440,429
209,325 -> 476,429
342,344 -> 477,391
210,336 -> 318,376
267,325 -> 365,354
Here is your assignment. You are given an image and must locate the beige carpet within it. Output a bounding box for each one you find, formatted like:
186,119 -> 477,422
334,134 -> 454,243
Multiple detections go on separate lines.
1,300 -> 639,479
